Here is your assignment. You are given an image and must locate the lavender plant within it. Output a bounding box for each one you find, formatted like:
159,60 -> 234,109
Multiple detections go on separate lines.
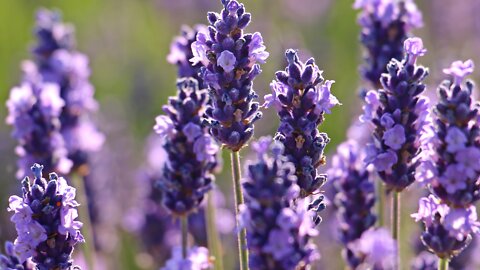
413,60 -> 480,269
349,228 -> 398,269
31,9 -> 104,175
161,246 -> 212,270
193,1 -> 269,267
0,241 -> 35,270
354,0 -> 423,87
240,137 -> 319,269
329,139 -> 376,269
264,49 -> 339,204
7,164 -> 84,270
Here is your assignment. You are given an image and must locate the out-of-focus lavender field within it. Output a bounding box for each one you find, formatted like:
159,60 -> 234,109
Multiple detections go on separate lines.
1,0 -> 480,269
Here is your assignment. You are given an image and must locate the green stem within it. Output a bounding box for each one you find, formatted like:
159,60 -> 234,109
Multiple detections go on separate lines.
377,180 -> 385,227
392,191 -> 400,270
206,192 -> 224,270
181,216 -> 188,259
231,151 -> 248,270
438,258 -> 449,270
71,174 -> 95,270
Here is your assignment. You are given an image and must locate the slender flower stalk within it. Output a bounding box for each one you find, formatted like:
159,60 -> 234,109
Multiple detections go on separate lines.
438,258 -> 448,270
264,49 -> 338,226
194,1 -> 268,268
329,138 -> 376,269
413,60 -> 480,263
240,137 -> 320,269
7,163 -> 84,270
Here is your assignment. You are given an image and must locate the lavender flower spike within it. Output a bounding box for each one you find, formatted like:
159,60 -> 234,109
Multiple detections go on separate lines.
265,49 -> 339,198
161,246 -> 212,270
412,195 -> 480,258
154,78 -> 219,216
419,60 -> 480,207
31,9 -> 104,174
362,37 -> 429,192
329,139 -> 376,269
7,163 -> 84,270
240,137 -> 320,269
0,241 -> 35,270
194,0 -> 269,151
350,228 -> 398,269
355,0 -> 423,87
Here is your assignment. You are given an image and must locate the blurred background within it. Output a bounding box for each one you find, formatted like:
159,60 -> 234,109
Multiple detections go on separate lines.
0,0 -> 480,269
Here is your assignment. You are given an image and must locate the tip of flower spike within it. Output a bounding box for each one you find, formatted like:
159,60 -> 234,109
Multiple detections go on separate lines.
285,49 -> 299,65
404,37 -> 427,65
176,77 -> 199,92
31,163 -> 44,180
443,60 -> 475,85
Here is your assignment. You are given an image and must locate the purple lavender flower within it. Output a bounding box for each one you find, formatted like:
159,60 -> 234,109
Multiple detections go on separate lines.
161,246 -> 212,270
362,37 -> 429,192
30,9 -> 104,174
410,251 -> 438,270
418,60 -> 480,207
7,163 -> 84,270
0,241 -> 35,270
329,139 -> 376,268
167,25 -> 208,85
350,228 -> 397,269
154,78 -> 219,216
264,49 -> 339,198
6,79 -> 73,178
194,0 -> 269,151
240,137 -> 320,269
412,195 -> 480,258
354,0 -> 423,87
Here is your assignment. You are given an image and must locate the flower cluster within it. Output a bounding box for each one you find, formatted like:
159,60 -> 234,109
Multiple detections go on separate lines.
240,137 -> 319,270
7,163 -> 84,270
410,251 -> 438,270
154,78 -> 219,216
192,0 -> 269,151
161,246 -> 212,270
6,77 -> 72,178
419,60 -> 480,207
0,241 -> 35,270
354,0 -> 423,87
412,195 -> 479,258
362,37 -> 429,192
31,9 -> 104,174
265,49 -> 339,198
329,139 -> 376,268
168,25 -> 208,86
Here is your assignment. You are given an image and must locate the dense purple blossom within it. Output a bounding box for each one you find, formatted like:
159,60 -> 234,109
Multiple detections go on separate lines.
362,37 -> 429,192
6,78 -> 72,178
154,78 -> 219,216
412,195 -> 479,258
329,139 -> 376,269
354,0 -> 423,87
31,9 -> 104,174
240,137 -> 319,270
418,60 -> 480,207
194,0 -> 268,151
167,25 -> 208,85
7,164 -> 84,270
161,246 -> 212,270
264,49 -> 339,198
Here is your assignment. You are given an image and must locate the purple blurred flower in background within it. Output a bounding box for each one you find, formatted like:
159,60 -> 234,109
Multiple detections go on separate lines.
167,25 -> 208,86
329,137 -> 376,269
362,37 -> 429,192
154,78 -> 219,216
350,228 -> 397,269
354,0 -> 423,87
264,49 -> 339,200
195,0 -> 268,151
0,241 -> 35,270
8,164 -> 84,269
240,137 -> 319,269
161,246 -> 212,270
30,9 -> 104,175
